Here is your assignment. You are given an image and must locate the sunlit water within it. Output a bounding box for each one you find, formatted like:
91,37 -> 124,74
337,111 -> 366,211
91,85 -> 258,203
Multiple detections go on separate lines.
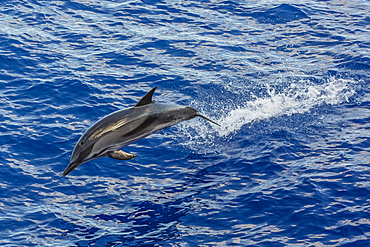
0,0 -> 369,246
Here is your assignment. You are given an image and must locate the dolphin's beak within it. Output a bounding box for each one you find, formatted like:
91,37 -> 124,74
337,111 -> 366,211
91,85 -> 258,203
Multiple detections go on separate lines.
62,162 -> 82,177
196,113 -> 221,126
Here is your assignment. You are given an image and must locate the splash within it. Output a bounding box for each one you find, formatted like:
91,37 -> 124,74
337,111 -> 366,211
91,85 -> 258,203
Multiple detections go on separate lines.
177,77 -> 357,147
216,77 -> 356,136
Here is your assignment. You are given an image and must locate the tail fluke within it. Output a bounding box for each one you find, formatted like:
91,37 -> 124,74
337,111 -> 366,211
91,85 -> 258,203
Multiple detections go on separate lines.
196,113 -> 221,126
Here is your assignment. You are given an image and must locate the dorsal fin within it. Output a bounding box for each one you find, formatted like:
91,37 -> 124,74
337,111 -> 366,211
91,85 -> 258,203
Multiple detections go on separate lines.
135,87 -> 157,107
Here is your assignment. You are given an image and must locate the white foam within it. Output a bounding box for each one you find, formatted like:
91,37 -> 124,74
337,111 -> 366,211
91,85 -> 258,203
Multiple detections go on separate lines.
216,77 -> 355,136
177,77 -> 356,148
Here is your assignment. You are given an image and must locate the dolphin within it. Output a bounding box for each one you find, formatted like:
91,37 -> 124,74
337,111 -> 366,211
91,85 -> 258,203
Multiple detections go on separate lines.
62,87 -> 219,176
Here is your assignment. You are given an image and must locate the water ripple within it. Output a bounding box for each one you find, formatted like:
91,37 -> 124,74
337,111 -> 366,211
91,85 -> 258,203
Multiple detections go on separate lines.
0,0 -> 369,246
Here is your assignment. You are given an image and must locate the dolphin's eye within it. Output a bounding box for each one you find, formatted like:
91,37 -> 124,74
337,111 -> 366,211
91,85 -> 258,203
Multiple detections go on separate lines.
79,141 -> 84,146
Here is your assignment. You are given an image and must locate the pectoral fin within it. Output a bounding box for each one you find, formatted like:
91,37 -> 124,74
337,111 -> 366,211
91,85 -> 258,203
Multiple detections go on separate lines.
107,150 -> 137,160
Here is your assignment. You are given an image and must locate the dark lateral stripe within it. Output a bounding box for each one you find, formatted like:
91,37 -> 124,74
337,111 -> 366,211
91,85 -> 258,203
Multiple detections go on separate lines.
97,146 -> 113,157
77,143 -> 94,162
123,116 -> 157,138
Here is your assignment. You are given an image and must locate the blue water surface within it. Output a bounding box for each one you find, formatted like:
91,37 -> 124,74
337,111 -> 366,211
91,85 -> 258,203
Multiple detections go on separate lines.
0,0 -> 369,246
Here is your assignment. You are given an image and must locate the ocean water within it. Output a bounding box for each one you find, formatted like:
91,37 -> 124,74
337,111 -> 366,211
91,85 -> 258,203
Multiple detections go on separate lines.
0,0 -> 369,246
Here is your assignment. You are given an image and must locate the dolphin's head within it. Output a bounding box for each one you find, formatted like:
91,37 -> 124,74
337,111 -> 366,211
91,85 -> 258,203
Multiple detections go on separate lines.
63,133 -> 101,177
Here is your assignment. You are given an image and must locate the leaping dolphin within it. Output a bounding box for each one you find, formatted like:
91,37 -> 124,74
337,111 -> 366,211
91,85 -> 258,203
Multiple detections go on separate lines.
62,87 -> 219,176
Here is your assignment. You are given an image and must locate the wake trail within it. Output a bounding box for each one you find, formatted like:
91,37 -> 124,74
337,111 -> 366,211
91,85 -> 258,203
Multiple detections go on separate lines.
216,77 -> 356,136
178,77 -> 357,149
